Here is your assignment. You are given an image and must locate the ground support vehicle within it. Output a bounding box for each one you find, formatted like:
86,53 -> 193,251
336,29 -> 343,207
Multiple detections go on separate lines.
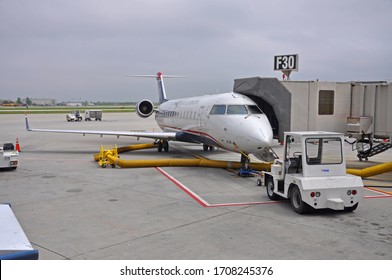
66,110 -> 82,122
84,110 -> 102,121
97,145 -> 117,168
260,132 -> 363,214
0,143 -> 18,170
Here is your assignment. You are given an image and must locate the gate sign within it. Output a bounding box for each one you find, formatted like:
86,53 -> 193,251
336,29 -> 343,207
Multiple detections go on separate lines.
274,54 -> 299,71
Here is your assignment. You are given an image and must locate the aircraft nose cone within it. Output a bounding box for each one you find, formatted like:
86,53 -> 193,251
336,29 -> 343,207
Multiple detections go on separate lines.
258,127 -> 273,147
251,127 -> 273,150
236,115 -> 274,154
251,116 -> 273,147
245,125 -> 273,151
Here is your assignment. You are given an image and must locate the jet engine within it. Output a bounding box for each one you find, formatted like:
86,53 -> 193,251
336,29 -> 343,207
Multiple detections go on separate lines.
136,99 -> 154,118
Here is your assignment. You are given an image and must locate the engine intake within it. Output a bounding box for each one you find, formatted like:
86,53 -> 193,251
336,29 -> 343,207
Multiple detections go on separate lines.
136,100 -> 154,118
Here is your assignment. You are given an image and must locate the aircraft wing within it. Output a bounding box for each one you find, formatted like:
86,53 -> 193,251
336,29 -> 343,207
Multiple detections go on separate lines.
25,115 -> 177,141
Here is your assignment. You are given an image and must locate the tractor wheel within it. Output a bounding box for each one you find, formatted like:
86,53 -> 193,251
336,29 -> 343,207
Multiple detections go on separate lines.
290,186 -> 310,214
266,178 -> 280,200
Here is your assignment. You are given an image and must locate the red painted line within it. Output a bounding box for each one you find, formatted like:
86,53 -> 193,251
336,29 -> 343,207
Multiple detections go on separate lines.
364,187 -> 392,199
155,167 -> 209,207
207,201 -> 282,207
155,167 -> 281,208
365,186 -> 392,196
156,170 -> 392,208
364,195 -> 392,199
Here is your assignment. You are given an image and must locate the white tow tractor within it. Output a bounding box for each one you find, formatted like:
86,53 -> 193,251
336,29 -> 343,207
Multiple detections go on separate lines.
66,110 -> 82,122
259,132 -> 363,214
0,143 -> 18,170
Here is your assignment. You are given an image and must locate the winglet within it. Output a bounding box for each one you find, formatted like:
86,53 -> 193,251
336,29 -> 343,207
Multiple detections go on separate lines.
25,113 -> 31,131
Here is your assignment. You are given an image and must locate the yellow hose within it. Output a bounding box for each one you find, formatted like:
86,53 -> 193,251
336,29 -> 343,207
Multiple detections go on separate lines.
346,162 -> 392,178
107,153 -> 270,170
117,143 -> 157,153
94,143 -> 271,171
95,143 -> 392,177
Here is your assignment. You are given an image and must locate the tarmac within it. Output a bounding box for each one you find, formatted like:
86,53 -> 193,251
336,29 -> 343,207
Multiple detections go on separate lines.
1,113 -> 391,260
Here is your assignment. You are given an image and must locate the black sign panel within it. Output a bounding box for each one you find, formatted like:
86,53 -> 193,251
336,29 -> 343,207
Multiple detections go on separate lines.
274,54 -> 298,71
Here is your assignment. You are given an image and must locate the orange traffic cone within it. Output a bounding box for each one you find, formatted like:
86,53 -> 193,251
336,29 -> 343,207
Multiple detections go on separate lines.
15,138 -> 21,152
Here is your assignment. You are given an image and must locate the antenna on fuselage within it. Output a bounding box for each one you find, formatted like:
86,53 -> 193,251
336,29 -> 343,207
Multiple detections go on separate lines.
125,72 -> 187,104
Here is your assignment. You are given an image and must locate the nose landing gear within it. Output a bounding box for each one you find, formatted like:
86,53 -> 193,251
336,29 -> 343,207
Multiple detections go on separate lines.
238,153 -> 253,177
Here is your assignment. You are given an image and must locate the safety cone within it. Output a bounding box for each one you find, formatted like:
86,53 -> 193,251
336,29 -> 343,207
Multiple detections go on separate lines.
15,138 -> 21,152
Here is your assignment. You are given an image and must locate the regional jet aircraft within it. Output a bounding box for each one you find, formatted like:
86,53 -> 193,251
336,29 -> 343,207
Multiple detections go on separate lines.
25,72 -> 275,169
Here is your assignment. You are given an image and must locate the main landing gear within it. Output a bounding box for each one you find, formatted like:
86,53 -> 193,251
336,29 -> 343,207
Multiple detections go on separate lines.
157,140 -> 169,152
203,144 -> 215,151
157,141 -> 215,153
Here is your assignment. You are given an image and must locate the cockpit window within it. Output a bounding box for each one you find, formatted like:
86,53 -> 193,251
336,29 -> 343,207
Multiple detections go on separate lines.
247,105 -> 264,114
210,105 -> 226,115
227,105 -> 248,114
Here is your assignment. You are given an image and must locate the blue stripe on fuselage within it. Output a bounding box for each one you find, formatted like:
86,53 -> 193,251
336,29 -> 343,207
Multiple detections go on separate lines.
174,131 -> 221,147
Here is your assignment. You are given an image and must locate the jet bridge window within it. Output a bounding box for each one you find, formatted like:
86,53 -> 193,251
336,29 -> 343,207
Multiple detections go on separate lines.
227,105 -> 248,114
210,105 -> 226,115
318,90 -> 334,115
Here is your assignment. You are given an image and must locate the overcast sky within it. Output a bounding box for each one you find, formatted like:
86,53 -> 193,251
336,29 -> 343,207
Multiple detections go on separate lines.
1,0 -> 391,102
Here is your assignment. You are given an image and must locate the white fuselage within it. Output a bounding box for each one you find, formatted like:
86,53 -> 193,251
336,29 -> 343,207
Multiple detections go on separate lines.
155,92 -> 273,155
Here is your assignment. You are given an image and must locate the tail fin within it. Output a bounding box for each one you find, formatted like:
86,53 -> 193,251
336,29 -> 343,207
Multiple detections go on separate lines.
125,72 -> 187,104
156,72 -> 167,104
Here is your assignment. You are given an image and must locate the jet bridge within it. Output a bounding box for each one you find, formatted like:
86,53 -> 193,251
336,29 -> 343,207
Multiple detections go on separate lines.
234,78 -> 392,161
234,77 -> 291,142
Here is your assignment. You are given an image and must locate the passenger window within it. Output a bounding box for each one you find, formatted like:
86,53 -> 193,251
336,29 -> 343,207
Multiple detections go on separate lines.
227,105 -> 248,114
210,105 -> 226,115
